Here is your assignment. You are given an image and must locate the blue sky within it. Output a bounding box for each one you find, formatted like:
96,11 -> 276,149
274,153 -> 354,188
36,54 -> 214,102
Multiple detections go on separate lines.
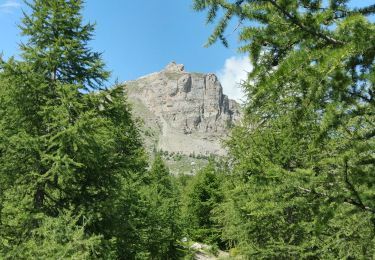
0,1 -> 241,87
0,0 -> 374,101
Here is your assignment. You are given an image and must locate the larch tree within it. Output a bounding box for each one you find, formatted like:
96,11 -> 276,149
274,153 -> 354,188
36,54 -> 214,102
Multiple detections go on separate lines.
194,0 -> 375,258
0,0 -> 147,257
182,161 -> 225,248
137,154 -> 182,259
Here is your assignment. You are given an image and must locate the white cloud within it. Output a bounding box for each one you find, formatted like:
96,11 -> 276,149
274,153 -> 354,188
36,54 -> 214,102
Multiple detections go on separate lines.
217,55 -> 252,103
0,0 -> 21,14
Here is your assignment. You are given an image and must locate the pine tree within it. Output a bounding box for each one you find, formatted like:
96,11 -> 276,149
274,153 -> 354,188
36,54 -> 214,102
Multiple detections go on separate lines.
0,208 -> 106,259
137,154 -> 182,259
20,0 -> 109,90
194,0 -> 375,258
0,0 -> 146,257
182,161 -> 225,247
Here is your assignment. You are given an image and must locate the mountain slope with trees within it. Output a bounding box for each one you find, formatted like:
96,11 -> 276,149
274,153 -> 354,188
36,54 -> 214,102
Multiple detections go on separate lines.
1,0 -> 374,259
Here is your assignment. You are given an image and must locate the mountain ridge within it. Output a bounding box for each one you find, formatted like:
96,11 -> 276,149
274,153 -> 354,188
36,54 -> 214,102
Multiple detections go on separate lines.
124,62 -> 241,159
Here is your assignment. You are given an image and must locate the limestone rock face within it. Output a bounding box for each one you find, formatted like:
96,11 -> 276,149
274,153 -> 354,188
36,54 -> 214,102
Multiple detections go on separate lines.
125,62 -> 241,155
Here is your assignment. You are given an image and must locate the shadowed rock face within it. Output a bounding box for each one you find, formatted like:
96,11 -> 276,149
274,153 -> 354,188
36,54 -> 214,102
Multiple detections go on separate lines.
124,62 -> 241,156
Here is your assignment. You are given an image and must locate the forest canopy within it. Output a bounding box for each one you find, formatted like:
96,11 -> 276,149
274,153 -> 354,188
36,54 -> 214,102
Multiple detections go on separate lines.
0,0 -> 374,259
193,0 -> 375,258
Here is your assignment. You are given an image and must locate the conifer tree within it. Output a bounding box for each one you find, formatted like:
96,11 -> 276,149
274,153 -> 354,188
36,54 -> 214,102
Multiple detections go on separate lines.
194,0 -> 375,258
182,161 -> 225,247
0,0 -> 146,257
137,154 -> 182,259
20,0 -> 109,90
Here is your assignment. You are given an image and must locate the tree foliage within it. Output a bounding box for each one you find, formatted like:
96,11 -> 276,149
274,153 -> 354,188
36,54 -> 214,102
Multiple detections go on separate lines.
0,209 -> 107,260
137,154 -> 182,259
182,161 -> 225,247
194,0 -> 375,258
2,0 -> 374,258
0,0 -> 147,258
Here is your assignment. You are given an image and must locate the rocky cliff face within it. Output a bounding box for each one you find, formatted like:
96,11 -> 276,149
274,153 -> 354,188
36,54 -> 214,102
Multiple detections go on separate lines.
124,62 -> 241,156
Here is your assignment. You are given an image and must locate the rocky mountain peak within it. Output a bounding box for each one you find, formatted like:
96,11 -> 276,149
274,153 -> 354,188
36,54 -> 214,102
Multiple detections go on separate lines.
125,62 -> 242,156
164,61 -> 185,72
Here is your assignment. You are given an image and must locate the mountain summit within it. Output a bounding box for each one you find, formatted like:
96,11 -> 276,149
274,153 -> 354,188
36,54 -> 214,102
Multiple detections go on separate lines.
124,62 -> 241,157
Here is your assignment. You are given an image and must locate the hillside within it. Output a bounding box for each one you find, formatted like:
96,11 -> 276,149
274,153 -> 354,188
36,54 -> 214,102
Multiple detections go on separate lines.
123,62 -> 242,173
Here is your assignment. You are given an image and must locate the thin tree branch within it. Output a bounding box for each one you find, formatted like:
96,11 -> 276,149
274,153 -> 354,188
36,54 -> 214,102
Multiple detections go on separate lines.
342,159 -> 372,213
297,185 -> 375,214
356,4 -> 375,15
268,0 -> 344,46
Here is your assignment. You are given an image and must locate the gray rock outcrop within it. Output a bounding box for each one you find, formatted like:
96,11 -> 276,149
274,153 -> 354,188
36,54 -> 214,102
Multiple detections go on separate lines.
124,62 -> 241,156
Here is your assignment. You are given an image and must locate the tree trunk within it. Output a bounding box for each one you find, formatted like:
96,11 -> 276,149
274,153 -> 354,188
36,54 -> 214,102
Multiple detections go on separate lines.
34,184 -> 45,209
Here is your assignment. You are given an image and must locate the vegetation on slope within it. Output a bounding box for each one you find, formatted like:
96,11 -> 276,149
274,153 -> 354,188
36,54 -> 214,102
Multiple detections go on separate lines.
1,0 -> 374,259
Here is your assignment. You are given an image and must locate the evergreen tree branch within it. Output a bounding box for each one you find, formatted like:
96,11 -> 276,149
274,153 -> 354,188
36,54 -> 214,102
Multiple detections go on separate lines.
267,0 -> 344,46
356,4 -> 375,15
334,4 -> 375,19
297,186 -> 375,214
343,159 -> 373,213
